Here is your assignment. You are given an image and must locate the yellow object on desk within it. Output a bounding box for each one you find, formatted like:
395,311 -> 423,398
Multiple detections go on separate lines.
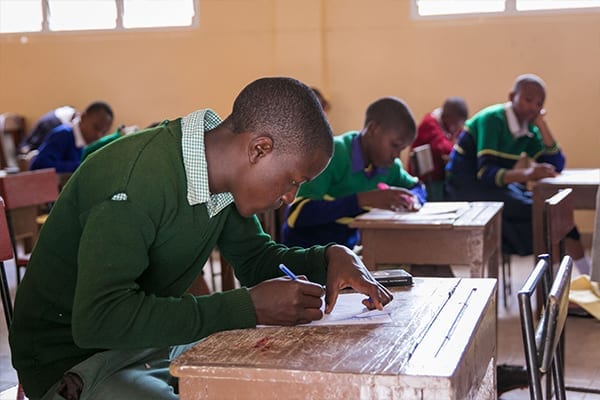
569,274 -> 600,320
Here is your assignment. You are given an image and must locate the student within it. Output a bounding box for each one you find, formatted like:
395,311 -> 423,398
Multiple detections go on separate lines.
30,101 -> 114,173
282,97 -> 426,249
18,105 -> 78,154
311,87 -> 330,114
80,124 -> 140,162
9,77 -> 393,400
445,73 -> 590,273
409,97 -> 468,201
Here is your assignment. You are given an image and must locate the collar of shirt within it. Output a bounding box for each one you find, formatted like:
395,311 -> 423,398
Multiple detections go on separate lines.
350,134 -> 387,178
71,117 -> 86,148
181,109 -> 234,218
504,102 -> 533,139
431,107 -> 452,139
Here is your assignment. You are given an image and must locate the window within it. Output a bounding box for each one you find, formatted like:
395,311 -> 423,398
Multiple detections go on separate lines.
0,0 -> 198,34
413,0 -> 600,18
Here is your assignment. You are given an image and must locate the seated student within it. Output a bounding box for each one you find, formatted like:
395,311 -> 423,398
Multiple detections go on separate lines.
445,73 -> 590,274
409,97 -> 468,201
311,87 -> 331,114
30,101 -> 114,173
9,77 -> 393,400
18,105 -> 78,154
282,97 -> 426,249
81,124 -> 140,162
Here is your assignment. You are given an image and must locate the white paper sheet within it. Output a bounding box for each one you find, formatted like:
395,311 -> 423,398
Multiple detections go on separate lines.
303,293 -> 393,326
257,293 -> 393,327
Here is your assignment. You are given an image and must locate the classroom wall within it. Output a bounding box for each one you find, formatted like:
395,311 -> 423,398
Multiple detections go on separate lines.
0,0 -> 598,225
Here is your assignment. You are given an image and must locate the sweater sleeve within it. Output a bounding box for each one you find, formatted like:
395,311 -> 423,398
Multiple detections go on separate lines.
217,208 -> 330,286
30,127 -> 81,173
72,200 -> 257,349
473,115 -> 506,187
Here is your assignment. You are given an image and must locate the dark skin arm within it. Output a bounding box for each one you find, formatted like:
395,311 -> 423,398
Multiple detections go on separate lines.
357,187 -> 419,211
248,245 -> 393,325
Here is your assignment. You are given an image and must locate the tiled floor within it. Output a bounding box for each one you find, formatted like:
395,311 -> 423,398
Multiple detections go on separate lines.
2,254 -> 600,399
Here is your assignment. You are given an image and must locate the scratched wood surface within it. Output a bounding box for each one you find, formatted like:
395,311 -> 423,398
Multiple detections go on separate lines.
171,278 -> 497,400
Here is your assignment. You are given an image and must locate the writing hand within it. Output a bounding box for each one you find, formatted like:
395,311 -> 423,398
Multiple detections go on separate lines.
324,245 -> 393,314
249,277 -> 325,326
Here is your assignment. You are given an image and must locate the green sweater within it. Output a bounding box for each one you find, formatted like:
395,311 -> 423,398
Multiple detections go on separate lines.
10,118 -> 329,398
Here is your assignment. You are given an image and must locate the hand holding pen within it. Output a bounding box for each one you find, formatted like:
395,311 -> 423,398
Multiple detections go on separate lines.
357,183 -> 420,211
247,264 -> 325,326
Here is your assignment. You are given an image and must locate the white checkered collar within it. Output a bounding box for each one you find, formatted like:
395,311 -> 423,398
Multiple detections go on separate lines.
181,109 -> 234,217
504,102 -> 533,139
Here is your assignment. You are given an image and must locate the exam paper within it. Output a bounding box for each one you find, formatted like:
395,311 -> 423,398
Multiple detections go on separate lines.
303,293 -> 393,326
357,202 -> 469,222
256,293 -> 393,328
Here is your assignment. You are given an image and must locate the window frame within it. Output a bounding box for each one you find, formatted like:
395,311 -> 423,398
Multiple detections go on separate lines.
411,0 -> 600,20
0,0 -> 199,36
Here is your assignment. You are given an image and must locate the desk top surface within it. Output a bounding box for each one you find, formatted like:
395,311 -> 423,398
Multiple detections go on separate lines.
349,201 -> 503,230
537,168 -> 600,186
171,278 -> 496,379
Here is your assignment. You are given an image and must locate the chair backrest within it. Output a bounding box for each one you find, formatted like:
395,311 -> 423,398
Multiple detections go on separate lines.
409,144 -> 434,178
0,198 -> 13,262
544,188 -> 574,268
0,168 -> 59,210
518,255 -> 572,400
0,197 -> 15,329
591,188 -> 600,282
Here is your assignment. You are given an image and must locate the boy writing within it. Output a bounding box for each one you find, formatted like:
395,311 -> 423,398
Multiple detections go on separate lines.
10,77 -> 392,400
445,73 -> 589,273
282,97 -> 426,249
30,101 -> 114,173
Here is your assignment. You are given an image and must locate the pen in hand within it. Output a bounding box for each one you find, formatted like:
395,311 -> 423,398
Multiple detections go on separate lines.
279,264 -> 298,280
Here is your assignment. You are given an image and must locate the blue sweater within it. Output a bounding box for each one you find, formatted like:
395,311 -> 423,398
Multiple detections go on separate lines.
30,124 -> 82,173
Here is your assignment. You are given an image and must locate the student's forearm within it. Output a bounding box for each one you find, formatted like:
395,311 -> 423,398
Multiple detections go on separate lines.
535,118 -> 557,148
501,169 -> 528,184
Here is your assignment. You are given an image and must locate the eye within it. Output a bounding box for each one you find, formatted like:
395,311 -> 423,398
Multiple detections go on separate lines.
291,179 -> 298,186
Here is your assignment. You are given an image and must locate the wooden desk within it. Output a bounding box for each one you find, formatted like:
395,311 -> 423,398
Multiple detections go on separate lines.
349,202 -> 503,279
171,278 -> 497,400
532,168 -> 600,256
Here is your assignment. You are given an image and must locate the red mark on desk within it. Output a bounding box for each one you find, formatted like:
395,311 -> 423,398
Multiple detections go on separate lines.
254,337 -> 272,351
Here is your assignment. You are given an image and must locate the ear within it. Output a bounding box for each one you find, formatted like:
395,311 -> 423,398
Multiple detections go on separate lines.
248,135 -> 274,164
508,91 -> 515,102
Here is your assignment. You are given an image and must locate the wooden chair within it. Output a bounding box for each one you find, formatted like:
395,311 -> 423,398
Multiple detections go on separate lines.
0,113 -> 25,169
409,143 -> 434,178
590,187 -> 600,282
0,168 -> 59,282
0,197 -> 14,329
0,196 -> 26,400
544,189 -> 575,270
518,254 -> 572,400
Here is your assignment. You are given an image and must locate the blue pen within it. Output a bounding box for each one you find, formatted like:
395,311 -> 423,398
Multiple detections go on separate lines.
279,264 -> 298,280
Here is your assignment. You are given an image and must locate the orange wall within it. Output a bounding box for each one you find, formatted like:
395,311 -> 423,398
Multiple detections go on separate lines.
0,1 -> 598,167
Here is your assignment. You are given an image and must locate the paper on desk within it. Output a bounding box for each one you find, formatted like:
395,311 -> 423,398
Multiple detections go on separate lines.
357,202 -> 469,222
303,293 -> 393,326
569,275 -> 600,320
257,293 -> 393,328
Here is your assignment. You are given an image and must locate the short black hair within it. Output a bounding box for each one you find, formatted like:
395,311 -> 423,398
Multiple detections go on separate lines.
442,97 -> 468,120
85,101 -> 114,119
226,77 -> 333,158
512,73 -> 546,94
365,97 -> 416,140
